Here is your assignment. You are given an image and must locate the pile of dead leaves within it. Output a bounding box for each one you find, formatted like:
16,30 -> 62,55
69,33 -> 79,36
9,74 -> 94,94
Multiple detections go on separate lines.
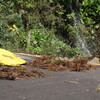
67,59 -> 92,71
0,66 -> 45,80
30,55 -> 92,72
30,55 -> 67,71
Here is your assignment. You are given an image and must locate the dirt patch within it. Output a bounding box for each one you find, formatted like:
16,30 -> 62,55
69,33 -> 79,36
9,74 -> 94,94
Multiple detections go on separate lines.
0,66 -> 45,80
30,55 -> 92,71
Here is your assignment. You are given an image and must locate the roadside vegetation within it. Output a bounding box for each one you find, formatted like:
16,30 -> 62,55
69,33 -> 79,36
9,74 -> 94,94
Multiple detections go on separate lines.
0,0 -> 99,57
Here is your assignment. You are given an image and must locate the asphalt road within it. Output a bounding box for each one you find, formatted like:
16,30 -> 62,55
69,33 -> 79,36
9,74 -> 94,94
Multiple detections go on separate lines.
0,55 -> 100,100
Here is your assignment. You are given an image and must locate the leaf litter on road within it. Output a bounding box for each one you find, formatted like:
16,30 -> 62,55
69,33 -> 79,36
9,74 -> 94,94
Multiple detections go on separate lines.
0,55 -> 95,80
0,66 -> 45,80
30,55 -> 93,72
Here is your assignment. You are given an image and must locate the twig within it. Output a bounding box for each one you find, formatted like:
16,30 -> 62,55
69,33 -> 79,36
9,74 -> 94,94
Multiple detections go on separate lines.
64,80 -> 78,84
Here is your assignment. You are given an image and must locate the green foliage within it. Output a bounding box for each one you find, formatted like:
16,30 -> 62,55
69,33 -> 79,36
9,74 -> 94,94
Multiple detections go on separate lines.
0,0 -> 99,57
27,28 -> 70,57
80,0 -> 100,51
80,0 -> 100,25
66,47 -> 86,58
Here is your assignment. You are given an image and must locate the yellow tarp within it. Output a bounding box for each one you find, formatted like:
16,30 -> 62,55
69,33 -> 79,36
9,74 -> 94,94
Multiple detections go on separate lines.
0,48 -> 26,66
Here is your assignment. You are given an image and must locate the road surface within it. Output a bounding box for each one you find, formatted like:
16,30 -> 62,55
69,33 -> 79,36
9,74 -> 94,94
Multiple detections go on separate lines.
0,54 -> 100,100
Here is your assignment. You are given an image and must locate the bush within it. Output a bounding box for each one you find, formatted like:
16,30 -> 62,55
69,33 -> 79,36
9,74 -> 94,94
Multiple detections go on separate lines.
26,28 -> 70,57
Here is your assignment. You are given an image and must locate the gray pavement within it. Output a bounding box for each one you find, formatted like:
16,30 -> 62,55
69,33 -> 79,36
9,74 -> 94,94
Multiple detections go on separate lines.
0,67 -> 100,100
0,54 -> 100,100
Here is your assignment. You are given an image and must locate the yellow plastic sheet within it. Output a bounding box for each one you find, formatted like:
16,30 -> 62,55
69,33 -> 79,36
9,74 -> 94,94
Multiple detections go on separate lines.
0,48 -> 26,66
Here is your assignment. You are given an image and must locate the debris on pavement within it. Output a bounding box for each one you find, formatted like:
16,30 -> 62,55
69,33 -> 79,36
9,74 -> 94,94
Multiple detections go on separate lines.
0,55 -> 95,80
64,80 -> 78,84
67,59 -> 92,71
30,55 -> 67,71
0,66 -> 45,80
96,88 -> 100,91
96,84 -> 100,91
30,55 -> 93,72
